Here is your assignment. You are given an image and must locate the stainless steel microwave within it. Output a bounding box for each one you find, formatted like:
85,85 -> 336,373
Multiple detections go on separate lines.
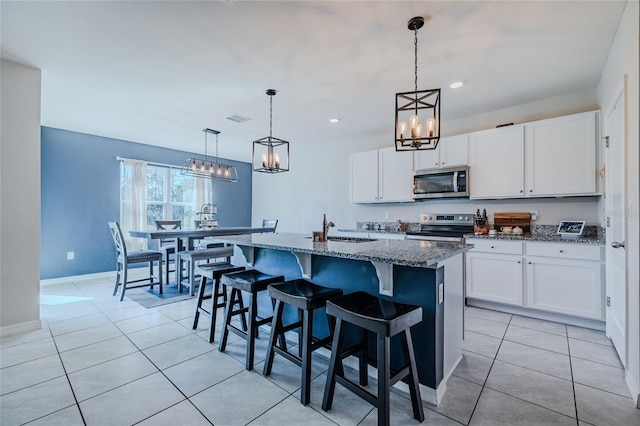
413,166 -> 469,199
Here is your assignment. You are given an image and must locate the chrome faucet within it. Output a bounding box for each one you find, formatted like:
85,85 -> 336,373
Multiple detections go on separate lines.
322,214 -> 335,241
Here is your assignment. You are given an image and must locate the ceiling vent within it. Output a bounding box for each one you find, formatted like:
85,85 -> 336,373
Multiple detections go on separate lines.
225,114 -> 251,123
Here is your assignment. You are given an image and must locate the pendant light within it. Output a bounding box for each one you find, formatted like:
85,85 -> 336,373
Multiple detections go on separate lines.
395,16 -> 441,151
181,128 -> 239,182
253,89 -> 290,173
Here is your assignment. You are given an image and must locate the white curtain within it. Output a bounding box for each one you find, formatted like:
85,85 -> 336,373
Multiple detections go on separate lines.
120,158 -> 148,251
192,177 -> 213,228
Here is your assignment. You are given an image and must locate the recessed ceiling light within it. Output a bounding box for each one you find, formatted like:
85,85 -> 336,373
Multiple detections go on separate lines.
225,114 -> 251,123
329,118 -> 341,123
449,81 -> 464,89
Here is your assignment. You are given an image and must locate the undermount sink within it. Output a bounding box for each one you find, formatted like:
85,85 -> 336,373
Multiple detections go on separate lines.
326,236 -> 377,243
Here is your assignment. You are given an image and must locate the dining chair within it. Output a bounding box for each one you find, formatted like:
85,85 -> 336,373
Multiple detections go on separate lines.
262,219 -> 278,231
108,221 -> 163,301
155,220 -> 182,284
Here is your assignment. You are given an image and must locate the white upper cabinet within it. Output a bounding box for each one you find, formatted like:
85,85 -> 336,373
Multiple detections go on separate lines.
414,134 -> 469,170
350,150 -> 379,203
469,125 -> 525,198
525,111 -> 598,196
350,147 -> 414,203
469,111 -> 599,199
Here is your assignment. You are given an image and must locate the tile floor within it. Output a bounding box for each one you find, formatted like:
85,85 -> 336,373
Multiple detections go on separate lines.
1,273 -> 639,425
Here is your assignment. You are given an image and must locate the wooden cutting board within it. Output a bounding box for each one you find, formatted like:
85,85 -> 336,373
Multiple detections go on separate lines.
494,212 -> 532,233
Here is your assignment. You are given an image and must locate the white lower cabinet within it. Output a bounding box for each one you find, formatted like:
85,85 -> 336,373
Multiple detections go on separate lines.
466,251 -> 523,305
525,242 -> 604,320
465,239 -> 604,320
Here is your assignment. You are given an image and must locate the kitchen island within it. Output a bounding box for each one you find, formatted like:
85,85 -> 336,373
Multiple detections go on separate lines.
211,232 -> 472,404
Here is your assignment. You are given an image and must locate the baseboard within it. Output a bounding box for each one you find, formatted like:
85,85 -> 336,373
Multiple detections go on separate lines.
40,271 -> 114,286
624,370 -> 640,408
466,298 -> 606,331
0,319 -> 42,337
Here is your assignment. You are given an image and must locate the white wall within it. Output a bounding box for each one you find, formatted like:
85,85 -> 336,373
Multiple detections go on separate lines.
0,60 -> 42,335
252,89 -> 601,234
597,0 -> 640,405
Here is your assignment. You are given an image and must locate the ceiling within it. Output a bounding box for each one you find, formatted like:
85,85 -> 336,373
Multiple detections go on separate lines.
1,1 -> 627,162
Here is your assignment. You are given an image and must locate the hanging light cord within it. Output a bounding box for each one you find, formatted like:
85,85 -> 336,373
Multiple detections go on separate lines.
269,94 -> 273,139
414,25 -> 419,115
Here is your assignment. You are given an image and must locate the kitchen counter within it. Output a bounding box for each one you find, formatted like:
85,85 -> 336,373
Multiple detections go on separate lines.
465,224 -> 605,245
210,232 -> 471,268
211,232 -> 470,404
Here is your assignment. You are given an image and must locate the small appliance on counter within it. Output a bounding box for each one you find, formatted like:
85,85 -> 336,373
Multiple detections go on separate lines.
493,212 -> 531,235
557,220 -> 586,238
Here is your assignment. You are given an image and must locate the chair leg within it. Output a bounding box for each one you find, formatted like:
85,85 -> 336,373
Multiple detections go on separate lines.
322,317 -> 344,412
120,266 -> 128,301
402,329 -> 424,422
377,334 -> 391,426
219,288 -> 242,352
359,327 -> 369,386
208,280 -> 224,343
113,263 -> 121,296
246,292 -> 258,371
301,308 -> 314,405
158,259 -> 163,294
193,274 -> 207,330
263,299 -> 285,376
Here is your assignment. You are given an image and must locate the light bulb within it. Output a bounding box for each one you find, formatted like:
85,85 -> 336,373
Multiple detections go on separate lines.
412,123 -> 422,139
200,162 -> 205,172
262,153 -> 267,168
426,118 -> 436,137
191,160 -> 196,171
399,121 -> 407,140
275,154 -> 280,169
409,115 -> 419,130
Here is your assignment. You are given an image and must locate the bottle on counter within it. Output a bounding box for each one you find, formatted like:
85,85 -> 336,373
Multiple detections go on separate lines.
322,213 -> 328,241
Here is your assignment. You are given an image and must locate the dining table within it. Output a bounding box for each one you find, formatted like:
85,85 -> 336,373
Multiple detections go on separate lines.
129,226 -> 277,250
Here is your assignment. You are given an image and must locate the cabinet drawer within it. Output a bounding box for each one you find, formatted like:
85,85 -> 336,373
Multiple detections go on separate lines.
526,242 -> 602,261
466,239 -> 523,255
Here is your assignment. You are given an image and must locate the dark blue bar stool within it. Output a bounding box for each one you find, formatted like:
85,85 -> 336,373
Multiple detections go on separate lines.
322,291 -> 424,426
192,262 -> 245,343
263,279 -> 343,405
219,269 -> 285,371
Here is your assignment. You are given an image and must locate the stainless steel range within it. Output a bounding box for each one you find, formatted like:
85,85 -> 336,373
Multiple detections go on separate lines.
406,213 -> 474,242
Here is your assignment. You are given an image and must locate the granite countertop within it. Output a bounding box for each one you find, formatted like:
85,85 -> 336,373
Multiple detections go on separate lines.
211,232 -> 471,268
465,225 -> 605,245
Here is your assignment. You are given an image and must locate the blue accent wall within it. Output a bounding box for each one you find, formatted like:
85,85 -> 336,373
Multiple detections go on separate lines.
40,127 -> 252,279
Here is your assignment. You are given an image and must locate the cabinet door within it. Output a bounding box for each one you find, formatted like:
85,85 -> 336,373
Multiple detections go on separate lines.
413,134 -> 468,169
350,150 -> 379,203
526,257 -> 604,319
378,148 -> 414,202
525,111 -> 598,196
413,148 -> 440,170
469,125 -> 525,199
440,134 -> 468,167
466,252 -> 523,305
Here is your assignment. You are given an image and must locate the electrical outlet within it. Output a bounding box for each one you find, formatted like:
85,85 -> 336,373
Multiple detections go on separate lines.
384,211 -> 390,219
530,210 -> 539,221
67,251 -> 74,260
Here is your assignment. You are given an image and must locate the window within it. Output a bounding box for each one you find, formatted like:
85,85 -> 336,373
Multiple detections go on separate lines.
120,159 -> 212,251
145,166 -> 199,229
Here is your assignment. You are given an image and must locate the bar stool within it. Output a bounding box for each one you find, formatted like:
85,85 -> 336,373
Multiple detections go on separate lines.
263,279 -> 343,405
177,245 -> 234,296
192,262 -> 246,343
219,269 -> 285,371
322,291 -> 424,426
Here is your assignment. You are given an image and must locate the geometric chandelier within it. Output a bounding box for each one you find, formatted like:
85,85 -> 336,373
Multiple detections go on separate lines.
395,16 -> 441,151
252,89 -> 290,173
181,128 -> 239,182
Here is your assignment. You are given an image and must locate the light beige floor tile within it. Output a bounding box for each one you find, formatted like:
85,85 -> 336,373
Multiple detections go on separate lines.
249,394 -> 336,426
452,350 -> 493,385
127,321 -> 192,349
25,404 -> 85,426
465,306 -> 512,324
142,333 -> 215,369
59,335 -> 138,373
566,325 -> 612,346
190,370 -> 289,425
79,372 -> 185,425
469,388 -> 576,426
485,360 -> 575,417
465,316 -> 509,339
504,324 -> 569,355
574,383 -> 640,426
571,357 -> 630,398
510,315 -> 567,336
0,337 -> 58,368
0,376 -> 76,425
113,309 -> 173,334
137,400 -> 211,426
496,340 -> 572,380
569,337 -> 623,368
0,354 -> 65,395
426,375 -> 483,424
461,330 -> 502,358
